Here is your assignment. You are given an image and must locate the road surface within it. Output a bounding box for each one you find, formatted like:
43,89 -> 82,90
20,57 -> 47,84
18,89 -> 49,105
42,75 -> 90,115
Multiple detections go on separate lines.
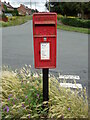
2,20 -> 88,87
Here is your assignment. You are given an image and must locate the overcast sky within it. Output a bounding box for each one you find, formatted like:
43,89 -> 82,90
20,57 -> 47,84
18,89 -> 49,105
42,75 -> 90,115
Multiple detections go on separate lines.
1,0 -> 49,12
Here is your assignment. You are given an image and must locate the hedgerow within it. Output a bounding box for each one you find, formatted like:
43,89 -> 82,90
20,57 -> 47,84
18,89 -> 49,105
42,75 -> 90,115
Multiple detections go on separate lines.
61,17 -> 90,28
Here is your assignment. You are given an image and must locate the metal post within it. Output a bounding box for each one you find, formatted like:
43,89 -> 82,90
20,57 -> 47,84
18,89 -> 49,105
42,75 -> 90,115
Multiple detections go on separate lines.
30,0 -> 31,8
43,68 -> 49,102
43,68 -> 49,118
35,2 -> 36,12
30,0 -> 32,14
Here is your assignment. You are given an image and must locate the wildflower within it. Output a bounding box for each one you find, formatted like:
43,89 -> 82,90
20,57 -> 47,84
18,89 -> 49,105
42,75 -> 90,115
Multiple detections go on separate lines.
0,103 -> 2,107
9,94 -> 12,97
12,102 -> 15,105
8,94 -> 12,100
22,104 -> 25,108
28,114 -> 31,118
37,94 -> 39,98
62,115 -> 64,119
6,106 -> 9,112
68,107 -> 70,111
3,107 -> 5,111
25,96 -> 28,98
14,98 -> 16,100
8,97 -> 10,101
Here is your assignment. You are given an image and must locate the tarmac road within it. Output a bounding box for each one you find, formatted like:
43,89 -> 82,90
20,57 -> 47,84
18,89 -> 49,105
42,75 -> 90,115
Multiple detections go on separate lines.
2,20 -> 88,87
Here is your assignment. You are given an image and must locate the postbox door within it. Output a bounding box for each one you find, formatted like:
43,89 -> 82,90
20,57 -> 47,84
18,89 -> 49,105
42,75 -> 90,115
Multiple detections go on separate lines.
34,37 -> 56,68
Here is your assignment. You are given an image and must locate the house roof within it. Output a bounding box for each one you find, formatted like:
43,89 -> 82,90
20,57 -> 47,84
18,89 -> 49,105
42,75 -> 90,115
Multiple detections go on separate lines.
17,4 -> 31,15
3,1 -> 14,9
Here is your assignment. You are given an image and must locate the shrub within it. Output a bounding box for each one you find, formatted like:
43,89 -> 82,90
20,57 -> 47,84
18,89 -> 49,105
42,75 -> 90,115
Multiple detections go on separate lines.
0,14 -> 8,22
8,16 -> 17,21
61,17 -> 90,28
57,14 -> 63,21
5,9 -> 19,16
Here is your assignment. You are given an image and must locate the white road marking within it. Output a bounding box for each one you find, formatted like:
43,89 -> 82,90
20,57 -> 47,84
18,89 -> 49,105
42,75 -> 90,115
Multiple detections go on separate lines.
59,73 -> 80,80
60,83 -> 82,89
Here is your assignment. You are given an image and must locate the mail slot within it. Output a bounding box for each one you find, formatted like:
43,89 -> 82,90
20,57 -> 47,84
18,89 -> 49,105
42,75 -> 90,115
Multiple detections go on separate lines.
33,13 -> 57,68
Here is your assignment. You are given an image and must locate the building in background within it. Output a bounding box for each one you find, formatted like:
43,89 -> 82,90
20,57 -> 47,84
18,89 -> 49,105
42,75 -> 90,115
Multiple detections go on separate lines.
0,0 -> 5,15
0,0 -> 8,22
3,1 -> 14,11
26,6 -> 31,15
17,4 -> 31,16
1,1 -> 35,16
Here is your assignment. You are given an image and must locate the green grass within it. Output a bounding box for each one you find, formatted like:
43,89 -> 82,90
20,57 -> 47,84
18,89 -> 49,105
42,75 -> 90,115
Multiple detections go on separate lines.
57,23 -> 90,34
1,65 -> 88,119
0,16 -> 32,27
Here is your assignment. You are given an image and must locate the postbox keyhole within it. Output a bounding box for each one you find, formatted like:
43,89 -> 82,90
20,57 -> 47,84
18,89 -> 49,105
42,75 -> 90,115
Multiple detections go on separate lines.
43,37 -> 47,41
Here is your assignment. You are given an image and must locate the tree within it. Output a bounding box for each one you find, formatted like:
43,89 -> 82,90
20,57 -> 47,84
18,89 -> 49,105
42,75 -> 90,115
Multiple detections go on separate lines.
3,4 -> 19,16
3,4 -> 7,12
45,2 -> 90,18
81,2 -> 90,14
13,9 -> 19,16
31,9 -> 38,13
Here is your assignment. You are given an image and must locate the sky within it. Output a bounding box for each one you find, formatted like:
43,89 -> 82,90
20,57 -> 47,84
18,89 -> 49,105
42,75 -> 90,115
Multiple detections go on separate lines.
1,0 -> 49,12
2,0 -> 88,12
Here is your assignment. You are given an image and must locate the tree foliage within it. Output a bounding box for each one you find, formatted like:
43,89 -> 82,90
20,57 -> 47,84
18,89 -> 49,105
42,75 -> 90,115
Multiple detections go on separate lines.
3,4 -> 19,16
5,9 -> 19,16
45,2 -> 90,17
31,9 -> 38,14
3,4 -> 7,11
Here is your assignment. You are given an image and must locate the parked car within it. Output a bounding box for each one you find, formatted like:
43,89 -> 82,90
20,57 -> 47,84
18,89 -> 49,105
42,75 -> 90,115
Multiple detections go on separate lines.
5,13 -> 12,17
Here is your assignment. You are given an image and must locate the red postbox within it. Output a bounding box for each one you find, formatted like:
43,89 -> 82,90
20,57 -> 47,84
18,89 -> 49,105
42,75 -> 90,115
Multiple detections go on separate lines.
33,13 -> 57,69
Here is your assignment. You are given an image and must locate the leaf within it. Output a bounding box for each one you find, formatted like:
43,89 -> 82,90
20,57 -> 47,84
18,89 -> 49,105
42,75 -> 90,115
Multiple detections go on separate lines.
5,115 -> 10,119
21,116 -> 27,119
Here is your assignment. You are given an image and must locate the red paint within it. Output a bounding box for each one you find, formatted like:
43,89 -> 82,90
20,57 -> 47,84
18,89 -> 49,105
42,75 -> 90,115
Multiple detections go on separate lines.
33,13 -> 57,69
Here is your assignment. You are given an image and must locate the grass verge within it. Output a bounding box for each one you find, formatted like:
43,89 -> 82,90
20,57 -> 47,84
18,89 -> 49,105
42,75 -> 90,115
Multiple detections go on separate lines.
57,23 -> 90,34
1,65 -> 88,119
0,16 -> 32,27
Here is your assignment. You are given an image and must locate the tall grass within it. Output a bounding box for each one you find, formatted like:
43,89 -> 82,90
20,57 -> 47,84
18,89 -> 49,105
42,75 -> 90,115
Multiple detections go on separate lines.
49,77 -> 88,119
1,65 -> 88,119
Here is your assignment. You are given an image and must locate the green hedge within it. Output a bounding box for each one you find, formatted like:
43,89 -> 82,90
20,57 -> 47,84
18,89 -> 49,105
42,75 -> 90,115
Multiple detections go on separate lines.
61,17 -> 90,28
5,9 -> 19,16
